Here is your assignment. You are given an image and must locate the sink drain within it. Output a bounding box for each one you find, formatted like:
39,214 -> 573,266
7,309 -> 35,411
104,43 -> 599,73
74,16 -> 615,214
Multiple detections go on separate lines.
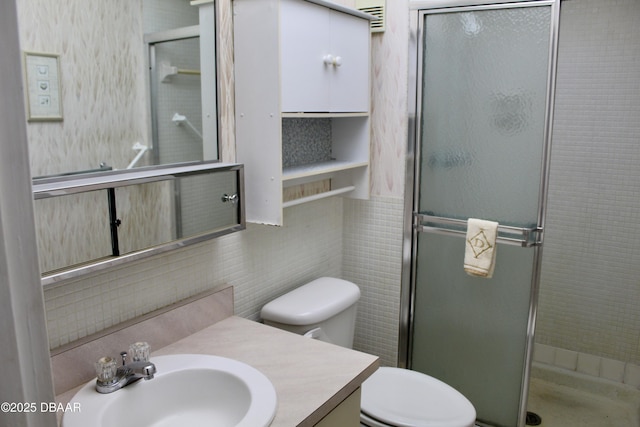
526,411 -> 542,425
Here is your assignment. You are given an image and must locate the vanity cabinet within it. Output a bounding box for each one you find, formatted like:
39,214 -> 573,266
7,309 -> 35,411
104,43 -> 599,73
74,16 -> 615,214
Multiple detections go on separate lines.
315,387 -> 362,426
233,0 -> 375,225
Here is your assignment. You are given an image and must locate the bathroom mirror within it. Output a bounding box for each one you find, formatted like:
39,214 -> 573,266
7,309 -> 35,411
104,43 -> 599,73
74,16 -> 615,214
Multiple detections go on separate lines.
17,0 -> 218,178
34,162 -> 245,286
17,0 -> 237,284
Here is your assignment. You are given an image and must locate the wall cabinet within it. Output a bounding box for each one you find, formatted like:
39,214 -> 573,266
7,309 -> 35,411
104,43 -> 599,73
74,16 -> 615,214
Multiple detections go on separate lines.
234,0 -> 375,225
280,0 -> 370,113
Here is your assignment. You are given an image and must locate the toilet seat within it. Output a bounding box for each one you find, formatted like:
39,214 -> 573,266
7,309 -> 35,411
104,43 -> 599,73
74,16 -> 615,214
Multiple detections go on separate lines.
360,410 -> 396,427
360,367 -> 476,427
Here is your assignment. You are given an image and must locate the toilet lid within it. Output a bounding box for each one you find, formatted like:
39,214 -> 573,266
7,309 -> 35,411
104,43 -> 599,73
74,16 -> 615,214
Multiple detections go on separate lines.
361,367 -> 476,427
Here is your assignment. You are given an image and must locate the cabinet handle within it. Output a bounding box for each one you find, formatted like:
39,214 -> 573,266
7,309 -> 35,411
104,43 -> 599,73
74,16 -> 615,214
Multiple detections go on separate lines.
323,54 -> 342,67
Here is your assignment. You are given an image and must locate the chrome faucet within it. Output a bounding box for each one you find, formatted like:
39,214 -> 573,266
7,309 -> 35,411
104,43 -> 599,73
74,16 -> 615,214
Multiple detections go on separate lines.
95,343 -> 156,394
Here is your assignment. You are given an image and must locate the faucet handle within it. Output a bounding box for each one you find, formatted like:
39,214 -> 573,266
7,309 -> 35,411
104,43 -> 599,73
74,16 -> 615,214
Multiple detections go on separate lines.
95,356 -> 117,383
129,342 -> 150,362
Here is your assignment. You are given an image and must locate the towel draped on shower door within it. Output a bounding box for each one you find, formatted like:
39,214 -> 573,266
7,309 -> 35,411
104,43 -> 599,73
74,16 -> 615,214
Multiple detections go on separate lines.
464,218 -> 499,278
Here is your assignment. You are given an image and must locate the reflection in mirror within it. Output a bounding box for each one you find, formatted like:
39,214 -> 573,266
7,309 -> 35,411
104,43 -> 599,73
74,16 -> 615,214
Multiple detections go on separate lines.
150,34 -> 204,165
16,0 -> 218,178
34,191 -> 115,273
34,163 -> 244,285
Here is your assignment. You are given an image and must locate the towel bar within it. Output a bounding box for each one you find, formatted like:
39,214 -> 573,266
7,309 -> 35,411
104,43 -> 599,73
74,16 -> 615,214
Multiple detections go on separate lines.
414,214 -> 542,247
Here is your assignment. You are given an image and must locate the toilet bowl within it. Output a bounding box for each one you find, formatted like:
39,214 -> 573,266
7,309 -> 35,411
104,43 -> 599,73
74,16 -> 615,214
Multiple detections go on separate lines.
261,277 -> 476,427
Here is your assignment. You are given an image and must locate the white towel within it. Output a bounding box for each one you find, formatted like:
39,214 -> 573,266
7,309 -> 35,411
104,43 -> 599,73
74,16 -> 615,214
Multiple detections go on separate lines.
464,218 -> 498,278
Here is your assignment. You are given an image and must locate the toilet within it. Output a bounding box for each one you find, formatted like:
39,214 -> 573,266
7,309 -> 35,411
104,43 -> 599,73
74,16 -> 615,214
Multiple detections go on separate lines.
261,277 -> 477,427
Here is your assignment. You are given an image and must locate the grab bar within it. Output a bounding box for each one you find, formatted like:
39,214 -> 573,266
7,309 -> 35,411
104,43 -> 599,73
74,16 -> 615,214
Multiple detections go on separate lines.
159,62 -> 201,83
415,213 -> 543,247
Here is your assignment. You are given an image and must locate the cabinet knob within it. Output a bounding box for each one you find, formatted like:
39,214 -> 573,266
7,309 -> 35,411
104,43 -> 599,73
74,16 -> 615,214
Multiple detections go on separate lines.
323,54 -> 342,67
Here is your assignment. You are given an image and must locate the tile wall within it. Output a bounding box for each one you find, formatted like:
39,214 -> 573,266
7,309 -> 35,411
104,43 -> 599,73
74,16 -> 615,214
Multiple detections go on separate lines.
344,196 -> 405,367
536,0 -> 640,366
45,197 -> 344,350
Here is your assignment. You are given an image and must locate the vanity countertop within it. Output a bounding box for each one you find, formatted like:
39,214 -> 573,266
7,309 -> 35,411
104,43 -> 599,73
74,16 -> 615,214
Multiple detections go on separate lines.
153,316 -> 379,426
57,314 -> 379,426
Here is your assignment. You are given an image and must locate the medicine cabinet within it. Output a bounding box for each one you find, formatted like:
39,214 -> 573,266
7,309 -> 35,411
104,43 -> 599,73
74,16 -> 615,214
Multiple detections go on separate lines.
233,0 -> 375,225
33,162 -> 244,287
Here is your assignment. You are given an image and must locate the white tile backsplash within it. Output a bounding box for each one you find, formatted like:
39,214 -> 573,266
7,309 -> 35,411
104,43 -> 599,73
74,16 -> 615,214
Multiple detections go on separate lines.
44,194 -> 405,368
344,196 -> 404,367
44,197 -> 344,349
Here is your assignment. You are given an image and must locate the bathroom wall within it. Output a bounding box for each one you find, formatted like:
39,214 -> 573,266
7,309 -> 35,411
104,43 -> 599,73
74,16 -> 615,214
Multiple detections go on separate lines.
45,198 -> 344,349
33,0 -> 640,380
39,0 -> 410,370
536,0 -> 640,368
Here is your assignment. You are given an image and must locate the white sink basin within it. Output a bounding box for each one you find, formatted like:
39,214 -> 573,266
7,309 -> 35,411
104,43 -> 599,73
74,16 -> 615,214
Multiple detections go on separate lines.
62,354 -> 277,427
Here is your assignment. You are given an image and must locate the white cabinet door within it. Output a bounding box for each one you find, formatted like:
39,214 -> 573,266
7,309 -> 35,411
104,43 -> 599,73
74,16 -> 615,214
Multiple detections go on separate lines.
328,10 -> 370,112
280,0 -> 370,113
280,0 -> 331,112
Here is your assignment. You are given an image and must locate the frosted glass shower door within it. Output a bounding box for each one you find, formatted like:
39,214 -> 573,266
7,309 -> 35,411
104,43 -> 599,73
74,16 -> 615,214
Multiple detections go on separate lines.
411,4 -> 554,427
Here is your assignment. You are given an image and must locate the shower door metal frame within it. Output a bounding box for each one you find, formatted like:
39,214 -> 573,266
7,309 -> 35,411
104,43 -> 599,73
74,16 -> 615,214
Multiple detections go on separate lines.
400,1 -> 560,425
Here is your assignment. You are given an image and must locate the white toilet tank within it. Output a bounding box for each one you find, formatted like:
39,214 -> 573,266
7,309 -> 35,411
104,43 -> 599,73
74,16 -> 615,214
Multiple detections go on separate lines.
260,277 -> 360,348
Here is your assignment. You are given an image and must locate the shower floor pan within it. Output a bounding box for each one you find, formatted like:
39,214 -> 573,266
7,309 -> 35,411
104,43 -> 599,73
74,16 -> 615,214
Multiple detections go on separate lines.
527,363 -> 640,427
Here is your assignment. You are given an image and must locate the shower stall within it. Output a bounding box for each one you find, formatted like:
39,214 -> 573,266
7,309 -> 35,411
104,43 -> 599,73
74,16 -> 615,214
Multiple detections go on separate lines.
404,1 -> 559,426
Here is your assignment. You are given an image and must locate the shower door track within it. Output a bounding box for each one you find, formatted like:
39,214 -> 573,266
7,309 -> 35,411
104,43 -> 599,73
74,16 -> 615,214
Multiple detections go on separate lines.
401,2 -> 561,426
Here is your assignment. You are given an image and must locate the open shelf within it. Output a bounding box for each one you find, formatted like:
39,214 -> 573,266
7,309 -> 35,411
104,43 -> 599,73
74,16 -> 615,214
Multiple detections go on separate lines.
281,112 -> 369,118
282,160 -> 369,182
